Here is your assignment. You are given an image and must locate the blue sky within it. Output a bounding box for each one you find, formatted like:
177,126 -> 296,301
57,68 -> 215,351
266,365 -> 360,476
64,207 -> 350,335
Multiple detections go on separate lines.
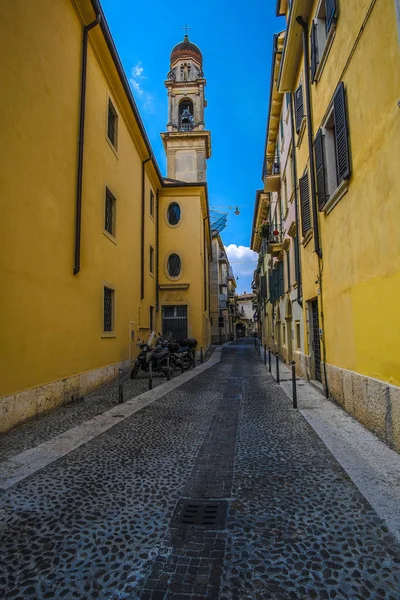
101,0 -> 282,292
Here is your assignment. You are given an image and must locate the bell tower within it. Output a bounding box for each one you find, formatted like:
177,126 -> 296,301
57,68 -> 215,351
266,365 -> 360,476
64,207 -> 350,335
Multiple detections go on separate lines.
161,34 -> 211,182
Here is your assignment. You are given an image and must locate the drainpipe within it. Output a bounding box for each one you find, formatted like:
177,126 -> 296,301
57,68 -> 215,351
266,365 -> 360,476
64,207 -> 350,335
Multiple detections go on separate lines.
155,189 -> 159,312
74,13 -> 101,275
296,16 -> 322,259
297,16 -> 329,396
289,93 -> 302,306
141,157 -> 151,299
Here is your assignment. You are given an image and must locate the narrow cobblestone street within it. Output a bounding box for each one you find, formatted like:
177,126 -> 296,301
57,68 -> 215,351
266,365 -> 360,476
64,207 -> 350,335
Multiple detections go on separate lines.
1,340 -> 400,600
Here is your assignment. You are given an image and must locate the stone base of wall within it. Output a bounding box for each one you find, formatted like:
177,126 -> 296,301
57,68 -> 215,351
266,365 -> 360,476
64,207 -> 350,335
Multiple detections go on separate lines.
0,360 -> 131,434
325,363 -> 400,453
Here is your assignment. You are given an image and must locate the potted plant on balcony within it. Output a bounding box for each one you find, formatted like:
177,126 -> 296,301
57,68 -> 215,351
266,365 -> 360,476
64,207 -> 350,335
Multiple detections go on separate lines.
259,220 -> 269,238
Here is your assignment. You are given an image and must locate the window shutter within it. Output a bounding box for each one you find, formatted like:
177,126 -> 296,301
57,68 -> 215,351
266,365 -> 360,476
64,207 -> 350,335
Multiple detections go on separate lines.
325,0 -> 337,33
310,22 -> 319,83
286,249 -> 291,290
299,172 -> 311,236
277,262 -> 284,297
261,275 -> 267,300
314,128 -> 328,210
294,85 -> 304,133
294,235 -> 300,283
333,82 -> 351,182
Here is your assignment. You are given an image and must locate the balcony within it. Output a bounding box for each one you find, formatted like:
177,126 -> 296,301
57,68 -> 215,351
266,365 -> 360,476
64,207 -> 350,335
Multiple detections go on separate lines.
264,228 -> 283,257
264,156 -> 280,193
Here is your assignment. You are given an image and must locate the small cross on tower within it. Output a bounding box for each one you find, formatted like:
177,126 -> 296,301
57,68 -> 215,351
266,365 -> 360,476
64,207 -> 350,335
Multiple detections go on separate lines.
182,24 -> 191,37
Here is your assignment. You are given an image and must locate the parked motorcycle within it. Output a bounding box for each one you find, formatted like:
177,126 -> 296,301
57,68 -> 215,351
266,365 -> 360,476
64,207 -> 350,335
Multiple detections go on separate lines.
130,333 -> 175,379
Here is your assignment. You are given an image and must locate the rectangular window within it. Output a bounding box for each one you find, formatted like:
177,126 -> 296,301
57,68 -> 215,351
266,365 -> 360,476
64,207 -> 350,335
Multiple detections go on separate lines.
162,305 -> 188,342
294,84 -> 304,133
149,245 -> 154,274
107,99 -> 118,149
278,261 -> 284,297
314,81 -> 351,210
103,287 -> 115,332
149,306 -> 154,331
296,321 -> 301,349
150,190 -> 154,217
286,247 -> 291,290
283,322 -> 286,345
294,235 -> 300,283
299,171 -> 311,236
105,188 -> 116,237
311,1 -> 338,82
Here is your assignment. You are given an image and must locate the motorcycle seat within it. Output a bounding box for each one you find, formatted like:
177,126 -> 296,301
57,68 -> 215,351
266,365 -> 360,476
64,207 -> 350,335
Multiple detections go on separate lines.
152,349 -> 169,359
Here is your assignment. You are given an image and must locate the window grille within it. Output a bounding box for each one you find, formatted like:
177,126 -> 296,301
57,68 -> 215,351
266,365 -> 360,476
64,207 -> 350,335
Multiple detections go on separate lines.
105,188 -> 115,236
167,202 -> 181,225
150,190 -> 154,217
108,100 -> 117,147
168,253 -> 181,277
162,305 -> 188,342
150,246 -> 154,274
104,287 -> 114,332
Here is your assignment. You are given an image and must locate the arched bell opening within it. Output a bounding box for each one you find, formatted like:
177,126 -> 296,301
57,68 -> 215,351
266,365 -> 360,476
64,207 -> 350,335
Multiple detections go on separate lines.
179,99 -> 194,131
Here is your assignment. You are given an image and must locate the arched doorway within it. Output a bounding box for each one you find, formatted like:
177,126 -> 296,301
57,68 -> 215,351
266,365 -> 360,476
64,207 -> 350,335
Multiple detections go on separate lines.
236,323 -> 246,339
275,305 -> 281,356
285,298 -> 293,363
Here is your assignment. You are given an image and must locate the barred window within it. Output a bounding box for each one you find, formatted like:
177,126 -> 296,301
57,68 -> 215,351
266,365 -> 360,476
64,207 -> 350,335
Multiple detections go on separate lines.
150,246 -> 154,274
105,188 -> 116,236
107,99 -> 118,148
103,287 -> 114,332
150,190 -> 154,217
167,253 -> 181,278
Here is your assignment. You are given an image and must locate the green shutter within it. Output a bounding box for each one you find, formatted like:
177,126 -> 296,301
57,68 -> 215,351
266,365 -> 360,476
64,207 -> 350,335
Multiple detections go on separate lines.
295,84 -> 304,133
299,172 -> 311,236
325,0 -> 337,33
333,82 -> 351,182
314,128 -> 328,210
310,22 -> 319,83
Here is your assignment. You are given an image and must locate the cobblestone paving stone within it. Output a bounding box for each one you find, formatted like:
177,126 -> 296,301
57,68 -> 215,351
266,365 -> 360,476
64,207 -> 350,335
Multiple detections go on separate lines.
0,347 -> 216,463
1,340 -> 400,599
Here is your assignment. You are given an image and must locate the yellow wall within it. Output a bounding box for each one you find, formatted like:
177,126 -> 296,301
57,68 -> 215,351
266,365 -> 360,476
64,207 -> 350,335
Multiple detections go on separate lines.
0,0 -> 210,419
310,0 -> 400,384
158,188 -> 210,351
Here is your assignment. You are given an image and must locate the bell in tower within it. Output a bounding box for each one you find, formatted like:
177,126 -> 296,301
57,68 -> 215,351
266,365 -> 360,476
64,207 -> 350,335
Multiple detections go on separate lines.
161,33 -> 211,183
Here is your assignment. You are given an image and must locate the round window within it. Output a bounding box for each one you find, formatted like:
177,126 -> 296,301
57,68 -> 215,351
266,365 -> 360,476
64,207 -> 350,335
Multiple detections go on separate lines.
167,254 -> 181,278
167,202 -> 181,225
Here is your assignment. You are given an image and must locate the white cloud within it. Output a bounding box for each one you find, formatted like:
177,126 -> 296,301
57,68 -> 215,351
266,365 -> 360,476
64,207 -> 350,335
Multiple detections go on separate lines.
129,62 -> 153,111
224,244 -> 258,279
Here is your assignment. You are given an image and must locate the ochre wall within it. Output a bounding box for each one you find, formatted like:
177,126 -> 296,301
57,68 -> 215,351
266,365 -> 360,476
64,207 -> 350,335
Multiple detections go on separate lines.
310,0 -> 400,385
0,0 -> 157,399
158,189 -> 210,350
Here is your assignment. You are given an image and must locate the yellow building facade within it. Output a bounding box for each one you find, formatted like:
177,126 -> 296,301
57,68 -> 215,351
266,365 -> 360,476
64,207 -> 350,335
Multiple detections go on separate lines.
0,0 -> 211,432
253,0 -> 400,451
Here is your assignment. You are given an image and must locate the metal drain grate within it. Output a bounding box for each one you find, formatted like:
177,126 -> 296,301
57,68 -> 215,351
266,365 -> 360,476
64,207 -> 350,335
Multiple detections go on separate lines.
171,499 -> 228,529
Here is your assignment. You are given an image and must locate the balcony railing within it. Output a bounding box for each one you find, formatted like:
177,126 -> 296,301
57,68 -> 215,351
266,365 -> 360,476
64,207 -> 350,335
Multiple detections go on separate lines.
261,227 -> 283,256
264,155 -> 281,193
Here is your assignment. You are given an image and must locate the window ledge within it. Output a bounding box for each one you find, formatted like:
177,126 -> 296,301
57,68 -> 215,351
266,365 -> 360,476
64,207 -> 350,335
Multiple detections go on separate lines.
302,229 -> 313,248
103,230 -> 117,245
315,25 -> 336,84
106,135 -> 119,159
323,179 -> 349,215
297,118 -> 306,148
102,331 -> 116,338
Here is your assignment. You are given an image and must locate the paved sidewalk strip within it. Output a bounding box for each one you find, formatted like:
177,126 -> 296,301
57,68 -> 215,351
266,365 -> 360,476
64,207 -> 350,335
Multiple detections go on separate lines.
0,348 -> 223,491
266,355 -> 400,544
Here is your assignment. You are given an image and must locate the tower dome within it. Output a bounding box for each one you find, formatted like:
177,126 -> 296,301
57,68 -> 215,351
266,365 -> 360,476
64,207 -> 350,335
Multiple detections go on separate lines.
170,34 -> 202,67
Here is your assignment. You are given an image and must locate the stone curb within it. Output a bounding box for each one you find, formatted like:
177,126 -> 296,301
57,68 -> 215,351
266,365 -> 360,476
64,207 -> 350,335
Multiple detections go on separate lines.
0,348 -> 224,491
